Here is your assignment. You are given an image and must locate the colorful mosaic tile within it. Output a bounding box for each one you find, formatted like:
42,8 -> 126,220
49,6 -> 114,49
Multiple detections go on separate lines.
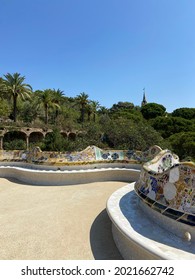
135,149 -> 195,226
0,145 -> 162,164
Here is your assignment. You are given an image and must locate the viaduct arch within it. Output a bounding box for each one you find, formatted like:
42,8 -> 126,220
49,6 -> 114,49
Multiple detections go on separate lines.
0,128 -> 79,150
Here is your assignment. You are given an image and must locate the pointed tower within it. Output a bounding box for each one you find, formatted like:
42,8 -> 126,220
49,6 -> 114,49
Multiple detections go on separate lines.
141,88 -> 147,107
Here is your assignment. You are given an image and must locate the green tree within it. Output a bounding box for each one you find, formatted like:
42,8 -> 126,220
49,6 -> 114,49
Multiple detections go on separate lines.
150,116 -> 195,138
18,99 -> 40,124
42,128 -> 70,151
52,88 -> 64,123
171,107 -> 195,120
0,77 -> 6,98
70,123 -> 104,150
110,108 -> 144,122
76,92 -> 89,122
102,118 -> 167,150
108,101 -> 143,122
0,98 -> 10,119
37,89 -> 60,124
88,100 -> 100,122
1,73 -> 32,122
86,103 -> 93,121
110,101 -> 134,112
169,132 -> 195,160
141,102 -> 166,119
98,106 -> 109,115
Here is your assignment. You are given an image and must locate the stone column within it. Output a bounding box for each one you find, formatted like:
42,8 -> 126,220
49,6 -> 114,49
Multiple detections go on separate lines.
26,135 -> 29,150
0,136 -> 3,150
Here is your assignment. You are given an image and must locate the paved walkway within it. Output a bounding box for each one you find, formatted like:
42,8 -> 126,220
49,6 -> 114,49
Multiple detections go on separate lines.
0,178 -> 125,260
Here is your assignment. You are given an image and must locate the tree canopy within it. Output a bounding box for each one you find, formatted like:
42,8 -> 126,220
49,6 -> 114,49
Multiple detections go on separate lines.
141,102 -> 166,119
1,73 -> 32,122
171,107 -> 195,120
150,116 -> 195,138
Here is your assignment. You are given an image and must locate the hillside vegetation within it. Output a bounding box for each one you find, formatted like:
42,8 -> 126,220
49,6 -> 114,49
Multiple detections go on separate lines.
0,73 -> 194,161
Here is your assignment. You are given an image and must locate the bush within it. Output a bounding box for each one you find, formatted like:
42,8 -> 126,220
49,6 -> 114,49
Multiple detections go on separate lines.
3,139 -> 26,150
42,128 -> 70,151
169,132 -> 195,160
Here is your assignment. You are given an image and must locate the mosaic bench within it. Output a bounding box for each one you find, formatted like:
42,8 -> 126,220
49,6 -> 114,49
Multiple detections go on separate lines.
134,149 -> 195,240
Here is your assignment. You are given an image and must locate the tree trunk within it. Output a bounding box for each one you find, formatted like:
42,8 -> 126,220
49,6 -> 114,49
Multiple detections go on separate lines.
88,111 -> 91,121
81,106 -> 85,122
13,95 -> 17,122
45,105 -> 48,124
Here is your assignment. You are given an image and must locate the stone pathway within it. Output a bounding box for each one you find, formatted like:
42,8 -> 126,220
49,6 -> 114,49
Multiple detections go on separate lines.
0,178 -> 124,260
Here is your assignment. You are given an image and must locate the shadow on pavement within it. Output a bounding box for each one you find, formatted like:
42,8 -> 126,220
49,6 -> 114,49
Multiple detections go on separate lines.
90,209 -> 123,260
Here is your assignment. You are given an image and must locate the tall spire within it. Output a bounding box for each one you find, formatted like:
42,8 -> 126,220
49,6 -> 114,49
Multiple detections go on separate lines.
141,88 -> 147,107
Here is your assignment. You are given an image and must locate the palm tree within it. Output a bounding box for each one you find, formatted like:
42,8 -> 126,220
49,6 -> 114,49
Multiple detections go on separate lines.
99,106 -> 109,115
37,89 -> 60,125
90,100 -> 100,122
86,103 -> 93,121
0,77 -> 4,94
2,73 -> 32,122
76,92 -> 89,122
52,88 -> 64,122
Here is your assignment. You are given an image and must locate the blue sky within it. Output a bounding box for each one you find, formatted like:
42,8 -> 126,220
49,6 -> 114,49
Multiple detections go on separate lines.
0,0 -> 195,112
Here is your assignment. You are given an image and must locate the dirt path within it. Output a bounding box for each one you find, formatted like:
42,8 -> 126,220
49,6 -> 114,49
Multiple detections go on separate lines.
0,178 -> 125,260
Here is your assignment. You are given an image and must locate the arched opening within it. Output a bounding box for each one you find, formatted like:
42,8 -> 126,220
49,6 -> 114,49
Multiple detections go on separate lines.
29,132 -> 44,148
41,132 -> 54,151
3,131 -> 27,150
60,132 -> 68,139
68,132 -> 76,141
44,132 -> 53,139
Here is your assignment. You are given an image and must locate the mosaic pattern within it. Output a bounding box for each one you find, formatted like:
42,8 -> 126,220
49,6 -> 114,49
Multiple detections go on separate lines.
95,147 -> 124,161
0,145 -> 162,165
94,145 -> 162,162
143,150 -> 179,173
26,146 -> 96,164
135,149 -> 195,226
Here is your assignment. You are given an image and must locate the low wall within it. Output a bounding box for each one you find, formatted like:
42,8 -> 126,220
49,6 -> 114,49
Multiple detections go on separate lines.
0,161 -> 141,171
0,164 -> 140,185
107,184 -> 195,260
112,223 -> 160,260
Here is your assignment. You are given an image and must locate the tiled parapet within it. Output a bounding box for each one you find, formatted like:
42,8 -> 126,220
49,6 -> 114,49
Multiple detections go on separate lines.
143,149 -> 179,173
135,149 -> 195,230
0,145 -> 162,165
94,145 -> 162,162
